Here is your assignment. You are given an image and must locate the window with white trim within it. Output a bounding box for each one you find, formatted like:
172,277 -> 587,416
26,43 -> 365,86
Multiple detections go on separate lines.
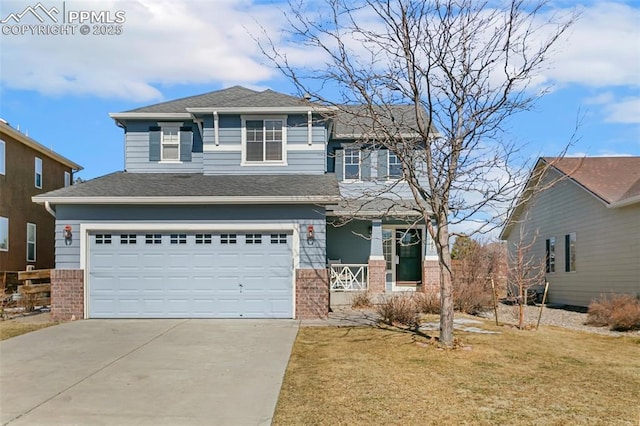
170,234 -> 187,244
245,234 -> 262,244
244,118 -> 285,163
565,233 -> 576,272
161,125 -> 180,161
95,234 -> 112,244
64,171 -> 71,187
271,234 -> 287,244
344,148 -> 360,180
545,237 -> 555,273
0,217 -> 8,251
120,234 -> 137,245
0,140 -> 5,175
145,234 -> 162,244
388,151 -> 402,179
35,157 -> 42,188
195,234 -> 212,244
221,234 -> 237,244
26,223 -> 36,262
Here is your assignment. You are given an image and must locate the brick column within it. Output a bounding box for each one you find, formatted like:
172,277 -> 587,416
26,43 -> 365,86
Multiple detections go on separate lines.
421,260 -> 440,295
296,269 -> 329,319
50,269 -> 84,321
368,259 -> 386,294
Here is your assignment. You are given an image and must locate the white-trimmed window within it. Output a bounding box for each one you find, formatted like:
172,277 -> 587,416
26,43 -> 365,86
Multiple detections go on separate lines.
388,151 -> 402,179
243,117 -> 286,163
26,223 -> 36,262
161,125 -> 181,161
545,237 -> 555,273
0,140 -> 5,175
35,157 -> 42,188
0,217 -> 8,251
344,148 -> 360,180
565,233 -> 576,272
64,171 -> 71,187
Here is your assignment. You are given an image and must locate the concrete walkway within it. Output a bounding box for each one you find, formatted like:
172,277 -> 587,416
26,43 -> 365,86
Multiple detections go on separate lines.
0,319 -> 298,425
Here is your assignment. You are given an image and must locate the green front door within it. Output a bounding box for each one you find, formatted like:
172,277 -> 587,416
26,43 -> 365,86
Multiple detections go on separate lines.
396,229 -> 422,282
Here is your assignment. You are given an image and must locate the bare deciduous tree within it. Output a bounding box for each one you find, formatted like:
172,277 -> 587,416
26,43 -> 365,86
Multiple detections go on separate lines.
258,0 -> 576,347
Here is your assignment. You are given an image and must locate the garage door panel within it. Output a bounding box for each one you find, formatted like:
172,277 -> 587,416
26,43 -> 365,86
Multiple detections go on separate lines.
89,231 -> 293,318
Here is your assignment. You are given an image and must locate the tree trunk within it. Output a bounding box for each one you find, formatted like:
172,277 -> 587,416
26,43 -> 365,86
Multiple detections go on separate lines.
438,226 -> 455,347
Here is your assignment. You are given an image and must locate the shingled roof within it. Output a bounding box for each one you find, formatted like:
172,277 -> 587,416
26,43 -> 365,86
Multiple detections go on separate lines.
544,156 -> 640,205
33,172 -> 340,204
330,105 -> 437,139
125,86 -> 318,113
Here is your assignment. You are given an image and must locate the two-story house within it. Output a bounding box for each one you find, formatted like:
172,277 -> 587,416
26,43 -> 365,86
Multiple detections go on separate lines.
34,86 -> 439,320
0,120 -> 82,275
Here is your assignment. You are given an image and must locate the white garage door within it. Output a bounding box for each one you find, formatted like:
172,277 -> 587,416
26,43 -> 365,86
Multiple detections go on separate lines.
88,231 -> 294,318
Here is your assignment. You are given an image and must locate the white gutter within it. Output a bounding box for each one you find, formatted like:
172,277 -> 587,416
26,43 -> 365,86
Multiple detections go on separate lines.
187,106 -> 335,114
109,113 -> 192,119
608,195 -> 640,209
33,195 -> 341,205
44,201 -> 56,218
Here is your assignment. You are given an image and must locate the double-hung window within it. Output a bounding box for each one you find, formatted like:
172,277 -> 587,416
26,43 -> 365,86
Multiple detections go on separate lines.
244,118 -> 285,163
161,125 -> 180,161
64,171 -> 71,187
27,223 -> 36,262
388,151 -> 402,179
35,157 -> 42,188
344,148 -> 360,180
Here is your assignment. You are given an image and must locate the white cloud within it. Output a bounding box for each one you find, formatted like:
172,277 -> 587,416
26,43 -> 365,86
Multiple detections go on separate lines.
0,0 -> 289,101
602,97 -> 640,123
0,0 -> 638,102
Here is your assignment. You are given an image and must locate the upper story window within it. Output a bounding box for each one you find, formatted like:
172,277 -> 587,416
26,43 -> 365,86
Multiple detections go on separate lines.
344,148 -> 360,180
388,151 -> 402,179
35,157 -> 42,188
64,171 -> 71,187
0,217 -> 8,251
0,140 -> 5,175
162,125 -> 180,161
243,117 -> 286,164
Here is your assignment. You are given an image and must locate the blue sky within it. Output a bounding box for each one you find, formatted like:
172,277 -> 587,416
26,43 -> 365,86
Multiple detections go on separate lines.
1,0 -> 638,180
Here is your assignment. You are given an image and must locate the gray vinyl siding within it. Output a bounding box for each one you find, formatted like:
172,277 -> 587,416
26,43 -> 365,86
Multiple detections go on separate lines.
55,221 -> 82,269
203,150 -> 325,175
125,127 -> 203,173
505,169 -> 640,307
54,204 -> 327,269
326,220 -> 372,265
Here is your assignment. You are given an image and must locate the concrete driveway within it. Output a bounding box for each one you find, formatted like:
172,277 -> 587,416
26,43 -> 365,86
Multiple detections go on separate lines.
0,319 -> 299,425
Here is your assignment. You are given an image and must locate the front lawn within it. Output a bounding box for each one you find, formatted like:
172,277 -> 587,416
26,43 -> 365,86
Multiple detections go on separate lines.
0,321 -> 55,340
274,322 -> 640,425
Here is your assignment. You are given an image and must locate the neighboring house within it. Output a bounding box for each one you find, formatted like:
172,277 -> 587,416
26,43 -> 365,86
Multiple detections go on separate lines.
33,86 -> 439,320
0,119 -> 82,273
501,157 -> 640,307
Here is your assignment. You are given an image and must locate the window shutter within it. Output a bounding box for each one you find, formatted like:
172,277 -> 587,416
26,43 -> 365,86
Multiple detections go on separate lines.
361,149 -> 371,180
149,126 -> 161,161
179,127 -> 193,162
335,149 -> 344,181
378,150 -> 388,180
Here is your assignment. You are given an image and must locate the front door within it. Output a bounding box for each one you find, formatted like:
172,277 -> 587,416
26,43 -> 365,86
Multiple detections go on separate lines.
396,229 -> 422,282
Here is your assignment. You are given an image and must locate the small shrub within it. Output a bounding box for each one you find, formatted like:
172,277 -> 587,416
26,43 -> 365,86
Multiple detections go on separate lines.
414,292 -> 440,314
376,294 -> 418,326
453,279 -> 493,315
350,291 -> 372,309
587,294 -> 640,331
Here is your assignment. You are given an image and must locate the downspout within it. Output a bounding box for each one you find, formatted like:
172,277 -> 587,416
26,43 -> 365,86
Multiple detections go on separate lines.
214,111 -> 219,146
44,201 -> 56,218
307,111 -> 312,145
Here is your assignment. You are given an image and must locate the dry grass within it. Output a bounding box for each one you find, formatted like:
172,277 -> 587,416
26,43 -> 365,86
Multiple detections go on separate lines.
0,321 -> 55,340
274,322 -> 640,425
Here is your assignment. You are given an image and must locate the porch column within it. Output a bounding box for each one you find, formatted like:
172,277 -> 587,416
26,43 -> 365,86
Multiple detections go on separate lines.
421,228 -> 440,294
368,220 -> 386,294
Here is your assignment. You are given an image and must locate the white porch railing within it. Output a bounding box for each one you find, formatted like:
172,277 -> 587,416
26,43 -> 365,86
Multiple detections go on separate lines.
329,264 -> 368,291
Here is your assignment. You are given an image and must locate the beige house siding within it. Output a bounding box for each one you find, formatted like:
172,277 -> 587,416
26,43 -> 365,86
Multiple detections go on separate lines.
505,169 -> 640,307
